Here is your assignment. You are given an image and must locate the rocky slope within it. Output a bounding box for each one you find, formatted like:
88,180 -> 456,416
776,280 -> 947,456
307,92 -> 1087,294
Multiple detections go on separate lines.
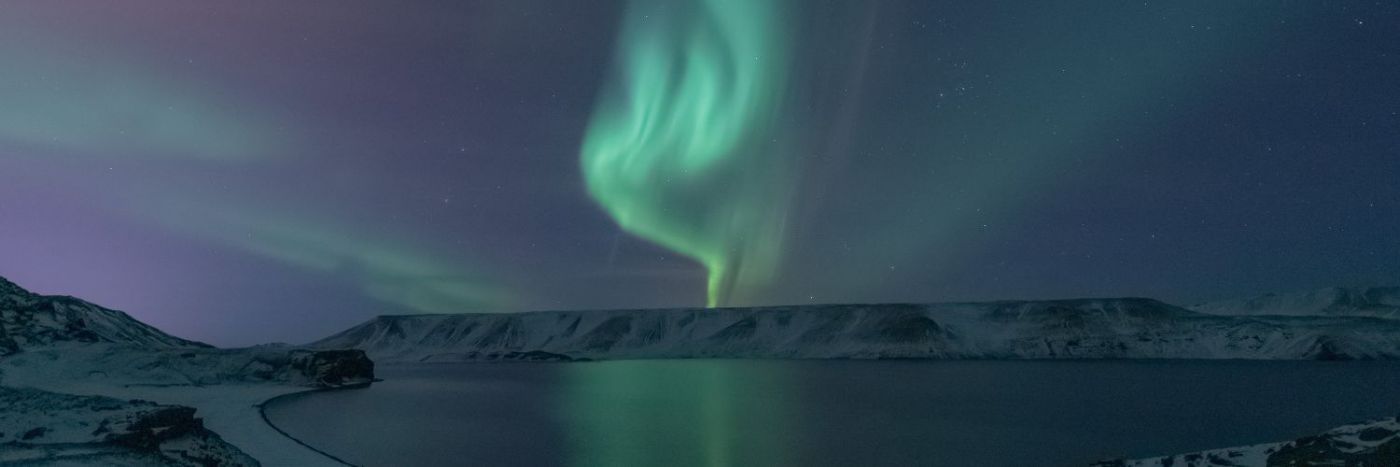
0,386 -> 257,466
0,276 -> 205,354
1193,286 -> 1400,320
1100,415 -> 1400,466
314,298 -> 1400,362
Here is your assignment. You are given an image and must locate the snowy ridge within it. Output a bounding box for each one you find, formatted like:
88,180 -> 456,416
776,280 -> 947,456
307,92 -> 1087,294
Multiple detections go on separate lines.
0,276 -> 206,354
1102,415 -> 1400,466
1193,286 -> 1400,320
314,298 -> 1400,362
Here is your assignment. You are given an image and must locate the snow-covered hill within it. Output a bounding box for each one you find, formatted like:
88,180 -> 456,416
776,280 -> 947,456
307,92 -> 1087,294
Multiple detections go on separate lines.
314,298 -> 1400,362
0,276 -> 372,387
0,276 -> 206,354
1192,286 -> 1400,320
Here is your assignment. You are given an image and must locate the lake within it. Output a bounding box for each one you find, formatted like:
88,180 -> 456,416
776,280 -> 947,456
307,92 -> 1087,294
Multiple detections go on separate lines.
263,360 -> 1400,467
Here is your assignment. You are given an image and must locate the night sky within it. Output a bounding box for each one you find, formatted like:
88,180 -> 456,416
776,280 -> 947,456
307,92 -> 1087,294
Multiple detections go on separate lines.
2,1 -> 1397,346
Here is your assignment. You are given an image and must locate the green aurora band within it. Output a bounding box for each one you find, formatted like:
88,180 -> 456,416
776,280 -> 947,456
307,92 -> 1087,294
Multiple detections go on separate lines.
142,197 -> 512,314
580,0 -> 793,307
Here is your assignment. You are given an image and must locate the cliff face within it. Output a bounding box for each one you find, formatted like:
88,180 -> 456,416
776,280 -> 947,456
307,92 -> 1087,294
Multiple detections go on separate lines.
0,386 -> 258,466
314,298 -> 1400,362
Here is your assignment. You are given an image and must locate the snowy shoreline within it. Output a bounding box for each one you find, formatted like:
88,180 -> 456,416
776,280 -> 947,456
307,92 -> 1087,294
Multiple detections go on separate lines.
257,387 -> 364,466
0,345 -> 376,465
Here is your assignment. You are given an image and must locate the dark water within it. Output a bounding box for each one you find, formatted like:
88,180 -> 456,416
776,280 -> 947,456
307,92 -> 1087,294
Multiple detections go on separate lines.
264,360 -> 1400,467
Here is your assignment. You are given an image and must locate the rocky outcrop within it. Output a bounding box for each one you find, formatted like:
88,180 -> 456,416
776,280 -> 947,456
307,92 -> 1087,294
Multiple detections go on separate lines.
0,386 -> 258,466
290,349 -> 375,387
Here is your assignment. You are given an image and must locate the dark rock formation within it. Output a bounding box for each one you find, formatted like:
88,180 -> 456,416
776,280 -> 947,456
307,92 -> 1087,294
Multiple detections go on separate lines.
291,349 -> 376,387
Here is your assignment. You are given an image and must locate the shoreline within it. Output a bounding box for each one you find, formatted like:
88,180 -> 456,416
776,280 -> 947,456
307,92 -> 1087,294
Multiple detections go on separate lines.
258,388 -> 363,467
2,378 -> 359,466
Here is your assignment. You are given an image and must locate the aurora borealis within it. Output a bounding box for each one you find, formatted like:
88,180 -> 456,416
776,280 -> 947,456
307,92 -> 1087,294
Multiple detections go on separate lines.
2,0 -> 1399,346
581,0 -> 793,306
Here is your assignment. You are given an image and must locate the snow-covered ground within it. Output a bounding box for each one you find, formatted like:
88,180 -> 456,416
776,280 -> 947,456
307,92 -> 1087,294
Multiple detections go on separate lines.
0,386 -> 256,466
1,276 -> 371,466
1102,416 -> 1400,466
0,348 -> 367,466
99,386 -> 343,467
